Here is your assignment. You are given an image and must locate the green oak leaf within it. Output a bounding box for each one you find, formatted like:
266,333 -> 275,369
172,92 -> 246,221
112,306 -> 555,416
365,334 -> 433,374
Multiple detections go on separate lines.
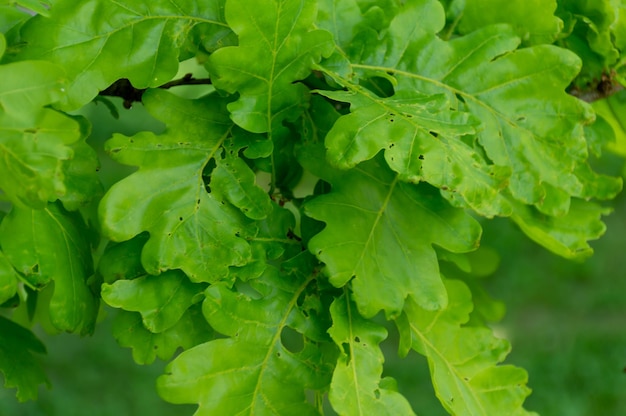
317,85 -> 511,218
0,203 -> 98,334
157,263 -> 334,415
556,0 -> 619,86
99,89 -> 272,282
111,306 -> 213,365
102,270 -> 205,333
0,316 -> 49,402
14,0 -> 234,110
328,293 -> 415,416
456,0 -> 563,45
301,145 -> 481,318
398,279 -> 536,416
510,198 -> 611,259
0,32 -> 90,208
319,0 -> 614,217
207,0 -> 335,134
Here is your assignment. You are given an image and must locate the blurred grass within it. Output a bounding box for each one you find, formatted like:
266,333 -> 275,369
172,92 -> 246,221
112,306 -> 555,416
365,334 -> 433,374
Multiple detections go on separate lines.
0,312 -> 195,416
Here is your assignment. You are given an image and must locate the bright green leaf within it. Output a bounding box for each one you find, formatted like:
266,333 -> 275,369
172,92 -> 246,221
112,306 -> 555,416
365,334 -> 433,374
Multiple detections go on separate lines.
328,293 -> 415,416
301,145 -> 481,318
0,203 -> 98,334
99,89 -> 270,282
14,0 -> 234,110
0,41 -> 87,208
102,270 -> 205,333
207,0 -> 334,133
510,198 -> 610,259
556,0 -> 619,86
457,0 -> 563,45
158,264 -> 333,415
0,316 -> 49,402
320,0 -> 604,217
317,84 -> 511,218
398,279 -> 536,416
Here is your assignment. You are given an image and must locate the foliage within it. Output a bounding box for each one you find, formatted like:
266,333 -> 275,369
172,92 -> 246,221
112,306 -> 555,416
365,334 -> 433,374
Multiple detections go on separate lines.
0,0 -> 624,415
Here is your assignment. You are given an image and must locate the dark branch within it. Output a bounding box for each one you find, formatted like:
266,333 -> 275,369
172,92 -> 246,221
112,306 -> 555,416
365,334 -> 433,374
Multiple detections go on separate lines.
568,72 -> 625,103
99,74 -> 212,108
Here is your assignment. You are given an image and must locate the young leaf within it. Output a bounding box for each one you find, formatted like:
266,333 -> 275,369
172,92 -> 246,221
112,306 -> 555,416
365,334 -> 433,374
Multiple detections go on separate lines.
157,263 -> 334,415
99,89 -> 270,282
14,0 -> 234,109
207,0 -> 334,133
398,279 -> 536,416
0,203 -> 98,334
0,316 -> 49,402
301,145 -> 481,318
102,270 -> 205,333
328,293 -> 415,416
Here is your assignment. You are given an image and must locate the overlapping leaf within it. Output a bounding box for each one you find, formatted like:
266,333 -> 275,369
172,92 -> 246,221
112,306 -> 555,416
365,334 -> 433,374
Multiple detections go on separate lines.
317,85 -> 511,218
111,306 -> 213,365
0,32 -> 87,208
14,0 -> 235,110
0,203 -> 97,334
102,270 -> 205,333
157,261 -> 334,415
99,89 -> 272,282
328,294 -> 414,415
398,279 -> 536,416
207,0 -> 334,134
318,0 -> 619,220
556,0 -> 620,85
0,316 -> 49,401
510,198 -> 611,259
301,145 -> 481,318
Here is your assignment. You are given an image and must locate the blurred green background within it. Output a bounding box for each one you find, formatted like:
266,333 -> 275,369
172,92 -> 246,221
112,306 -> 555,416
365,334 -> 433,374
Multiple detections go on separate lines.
2,85 -> 626,415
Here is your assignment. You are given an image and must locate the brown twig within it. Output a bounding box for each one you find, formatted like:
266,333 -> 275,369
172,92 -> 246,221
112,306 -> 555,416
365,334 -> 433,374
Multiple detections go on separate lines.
568,71 -> 625,103
99,74 -> 212,108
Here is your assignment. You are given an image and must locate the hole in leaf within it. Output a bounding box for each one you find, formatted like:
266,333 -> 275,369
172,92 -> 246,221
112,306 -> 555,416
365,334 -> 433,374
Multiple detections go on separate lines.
341,342 -> 351,362
455,93 -> 466,104
374,389 -> 381,399
354,336 -> 360,343
516,116 -> 526,122
360,76 -> 395,98
281,326 -> 305,353
389,143 -> 395,148
202,158 -> 217,193
418,154 -> 424,160
314,179 -> 332,195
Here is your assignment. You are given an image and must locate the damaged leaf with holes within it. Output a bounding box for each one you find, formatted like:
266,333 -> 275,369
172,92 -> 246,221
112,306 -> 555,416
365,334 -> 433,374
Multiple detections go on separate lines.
99,89 -> 272,282
158,257 -> 336,415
